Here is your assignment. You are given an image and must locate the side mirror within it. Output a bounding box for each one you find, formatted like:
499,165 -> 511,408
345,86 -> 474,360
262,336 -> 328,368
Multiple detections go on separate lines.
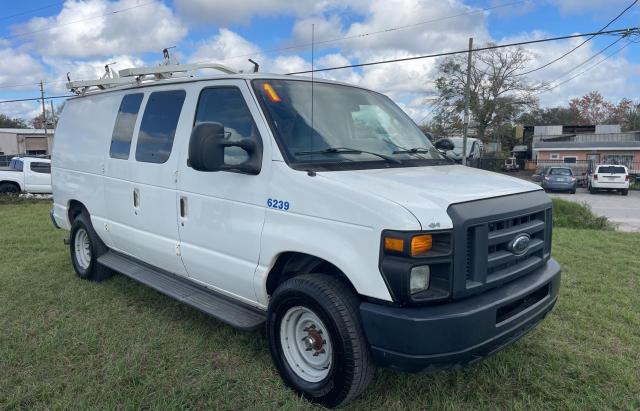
188,122 -> 262,174
434,139 -> 454,152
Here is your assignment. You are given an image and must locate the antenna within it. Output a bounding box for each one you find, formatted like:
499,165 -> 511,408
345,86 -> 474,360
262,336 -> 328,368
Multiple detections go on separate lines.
310,23 -> 315,160
162,46 -> 177,65
248,59 -> 259,73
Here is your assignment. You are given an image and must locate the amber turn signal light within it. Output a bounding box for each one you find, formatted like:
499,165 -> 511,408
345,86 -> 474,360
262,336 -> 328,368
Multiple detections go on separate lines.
384,237 -> 404,253
411,234 -> 433,256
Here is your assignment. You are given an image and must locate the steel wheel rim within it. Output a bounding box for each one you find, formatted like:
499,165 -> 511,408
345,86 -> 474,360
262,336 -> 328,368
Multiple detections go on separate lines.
280,306 -> 332,382
74,228 -> 91,270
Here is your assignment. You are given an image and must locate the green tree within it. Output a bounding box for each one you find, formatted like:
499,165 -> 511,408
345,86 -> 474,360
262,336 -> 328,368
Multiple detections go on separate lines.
434,45 -> 542,140
0,114 -> 28,128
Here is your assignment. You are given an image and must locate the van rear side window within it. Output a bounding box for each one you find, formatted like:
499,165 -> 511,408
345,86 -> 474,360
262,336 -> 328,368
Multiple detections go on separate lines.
135,90 -> 186,164
110,93 -> 144,159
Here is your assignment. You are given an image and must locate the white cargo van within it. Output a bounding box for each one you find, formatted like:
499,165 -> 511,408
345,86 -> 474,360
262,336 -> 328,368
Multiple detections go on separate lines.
51,63 -> 560,408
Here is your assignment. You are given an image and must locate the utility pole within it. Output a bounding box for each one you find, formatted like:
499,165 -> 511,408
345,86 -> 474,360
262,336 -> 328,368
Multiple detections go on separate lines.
462,37 -> 473,166
50,100 -> 55,125
39,81 -> 47,137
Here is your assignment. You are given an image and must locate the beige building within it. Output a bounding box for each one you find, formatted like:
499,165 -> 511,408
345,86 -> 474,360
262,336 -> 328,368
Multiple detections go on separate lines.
0,128 -> 52,156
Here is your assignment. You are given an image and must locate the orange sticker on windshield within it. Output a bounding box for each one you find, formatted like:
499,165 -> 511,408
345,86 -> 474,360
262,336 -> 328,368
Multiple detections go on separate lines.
263,83 -> 281,102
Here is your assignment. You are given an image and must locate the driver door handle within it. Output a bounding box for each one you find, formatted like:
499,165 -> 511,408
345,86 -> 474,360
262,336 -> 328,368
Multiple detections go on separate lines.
180,196 -> 187,218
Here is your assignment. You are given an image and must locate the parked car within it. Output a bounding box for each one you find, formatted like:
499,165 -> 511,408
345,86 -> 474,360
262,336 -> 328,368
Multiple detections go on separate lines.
51,64 -> 561,408
434,136 -> 483,163
541,167 -> 577,194
588,165 -> 630,195
0,157 -> 51,194
502,156 -> 520,172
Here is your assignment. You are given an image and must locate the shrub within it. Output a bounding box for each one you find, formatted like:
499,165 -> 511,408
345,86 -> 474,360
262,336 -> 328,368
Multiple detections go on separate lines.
552,198 -> 615,230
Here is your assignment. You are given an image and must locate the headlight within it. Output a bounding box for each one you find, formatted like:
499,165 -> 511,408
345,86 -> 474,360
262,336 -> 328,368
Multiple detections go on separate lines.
410,265 -> 430,294
380,230 -> 452,305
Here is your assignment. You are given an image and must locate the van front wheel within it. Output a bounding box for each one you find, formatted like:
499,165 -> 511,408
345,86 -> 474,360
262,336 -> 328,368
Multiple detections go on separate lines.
69,213 -> 113,281
267,274 -> 375,408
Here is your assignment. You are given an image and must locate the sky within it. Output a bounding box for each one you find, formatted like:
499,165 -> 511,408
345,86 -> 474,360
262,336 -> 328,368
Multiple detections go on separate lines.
0,0 -> 639,124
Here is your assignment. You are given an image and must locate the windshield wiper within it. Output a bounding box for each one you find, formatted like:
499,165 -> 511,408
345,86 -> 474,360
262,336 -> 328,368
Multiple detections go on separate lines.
391,146 -> 451,163
392,147 -> 431,154
295,147 -> 402,164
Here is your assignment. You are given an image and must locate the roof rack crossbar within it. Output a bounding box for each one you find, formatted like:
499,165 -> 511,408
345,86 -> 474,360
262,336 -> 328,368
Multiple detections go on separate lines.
66,62 -> 238,95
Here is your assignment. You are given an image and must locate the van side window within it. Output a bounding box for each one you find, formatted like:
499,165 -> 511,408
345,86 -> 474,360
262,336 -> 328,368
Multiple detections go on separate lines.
30,162 -> 51,174
109,93 -> 144,159
135,90 -> 186,164
194,87 -> 260,165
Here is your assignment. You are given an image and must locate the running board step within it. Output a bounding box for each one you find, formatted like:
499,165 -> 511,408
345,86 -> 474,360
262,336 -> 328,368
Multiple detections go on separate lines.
98,251 -> 265,330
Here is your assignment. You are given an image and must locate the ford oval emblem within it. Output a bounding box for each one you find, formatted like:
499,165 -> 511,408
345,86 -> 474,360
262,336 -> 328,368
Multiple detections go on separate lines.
509,233 -> 531,255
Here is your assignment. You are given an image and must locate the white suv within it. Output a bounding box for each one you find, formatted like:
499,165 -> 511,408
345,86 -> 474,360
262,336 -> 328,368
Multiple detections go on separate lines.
588,164 -> 630,196
51,65 -> 561,407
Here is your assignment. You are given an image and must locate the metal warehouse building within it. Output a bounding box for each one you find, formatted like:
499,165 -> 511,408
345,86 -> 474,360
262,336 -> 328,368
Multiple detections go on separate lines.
0,128 -> 52,156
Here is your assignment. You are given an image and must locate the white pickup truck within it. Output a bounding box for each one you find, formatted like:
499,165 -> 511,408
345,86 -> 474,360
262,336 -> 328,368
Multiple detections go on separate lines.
0,157 -> 52,194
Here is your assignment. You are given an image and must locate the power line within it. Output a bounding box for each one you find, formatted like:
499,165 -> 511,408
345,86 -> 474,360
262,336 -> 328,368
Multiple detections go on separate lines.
190,0 -> 530,65
0,0 -> 528,92
7,0 -> 156,40
544,35 -> 626,84
540,40 -> 634,93
0,95 -> 72,105
286,27 -> 639,75
1,27 -> 637,106
515,0 -> 638,76
0,2 -> 64,22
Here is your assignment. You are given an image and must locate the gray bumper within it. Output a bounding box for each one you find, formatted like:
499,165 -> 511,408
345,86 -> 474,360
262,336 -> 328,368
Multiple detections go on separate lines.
360,258 -> 561,372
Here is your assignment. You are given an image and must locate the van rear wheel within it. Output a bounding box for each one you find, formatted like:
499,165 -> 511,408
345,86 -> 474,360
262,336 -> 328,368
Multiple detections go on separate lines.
69,213 -> 114,281
267,274 -> 375,408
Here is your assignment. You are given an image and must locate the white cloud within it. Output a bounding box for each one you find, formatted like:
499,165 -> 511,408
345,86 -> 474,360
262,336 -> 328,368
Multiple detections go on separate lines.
0,101 -> 41,121
500,31 -> 640,107
0,46 -> 47,90
42,55 -> 146,93
174,0 -> 352,24
189,29 -> 261,72
550,0 -> 633,13
13,0 -> 187,58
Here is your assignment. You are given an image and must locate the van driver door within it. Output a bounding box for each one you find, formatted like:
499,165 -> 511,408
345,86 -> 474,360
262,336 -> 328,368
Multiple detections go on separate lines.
176,81 -> 270,304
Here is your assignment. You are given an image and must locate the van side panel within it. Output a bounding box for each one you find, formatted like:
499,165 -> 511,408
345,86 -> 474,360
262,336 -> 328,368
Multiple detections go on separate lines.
254,162 -> 422,305
52,94 -> 121,236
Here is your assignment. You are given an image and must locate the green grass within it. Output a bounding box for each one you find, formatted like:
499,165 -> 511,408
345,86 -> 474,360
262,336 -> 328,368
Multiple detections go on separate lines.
1,202 -> 640,410
552,198 -> 616,231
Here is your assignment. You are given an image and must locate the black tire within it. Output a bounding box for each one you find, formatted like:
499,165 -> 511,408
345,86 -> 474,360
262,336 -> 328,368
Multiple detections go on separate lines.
589,185 -> 596,194
0,182 -> 20,195
622,189 -> 629,196
570,190 -> 576,194
267,274 -> 375,408
69,212 -> 114,281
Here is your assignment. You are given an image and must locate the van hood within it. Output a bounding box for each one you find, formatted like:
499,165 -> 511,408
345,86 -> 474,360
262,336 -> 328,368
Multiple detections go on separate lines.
318,165 -> 542,230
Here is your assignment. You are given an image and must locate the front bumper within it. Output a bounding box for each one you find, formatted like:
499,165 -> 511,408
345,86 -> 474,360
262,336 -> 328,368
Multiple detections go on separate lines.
360,258 -> 561,372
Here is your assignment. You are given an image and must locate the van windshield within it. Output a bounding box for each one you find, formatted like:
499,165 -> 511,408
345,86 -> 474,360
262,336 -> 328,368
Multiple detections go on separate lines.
252,79 -> 446,170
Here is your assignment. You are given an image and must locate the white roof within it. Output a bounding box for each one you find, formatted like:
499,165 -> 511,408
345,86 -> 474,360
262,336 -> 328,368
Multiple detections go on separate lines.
65,72 -> 365,100
0,128 -> 49,135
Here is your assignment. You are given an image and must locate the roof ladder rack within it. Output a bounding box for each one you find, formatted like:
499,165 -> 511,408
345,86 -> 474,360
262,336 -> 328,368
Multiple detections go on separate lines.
67,62 -> 238,95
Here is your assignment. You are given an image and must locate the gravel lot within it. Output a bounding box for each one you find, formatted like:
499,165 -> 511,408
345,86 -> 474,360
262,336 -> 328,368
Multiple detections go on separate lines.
548,188 -> 640,232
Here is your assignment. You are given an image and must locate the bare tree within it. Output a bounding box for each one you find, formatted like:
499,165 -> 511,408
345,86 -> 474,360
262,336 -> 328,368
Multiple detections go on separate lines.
434,45 -> 543,140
